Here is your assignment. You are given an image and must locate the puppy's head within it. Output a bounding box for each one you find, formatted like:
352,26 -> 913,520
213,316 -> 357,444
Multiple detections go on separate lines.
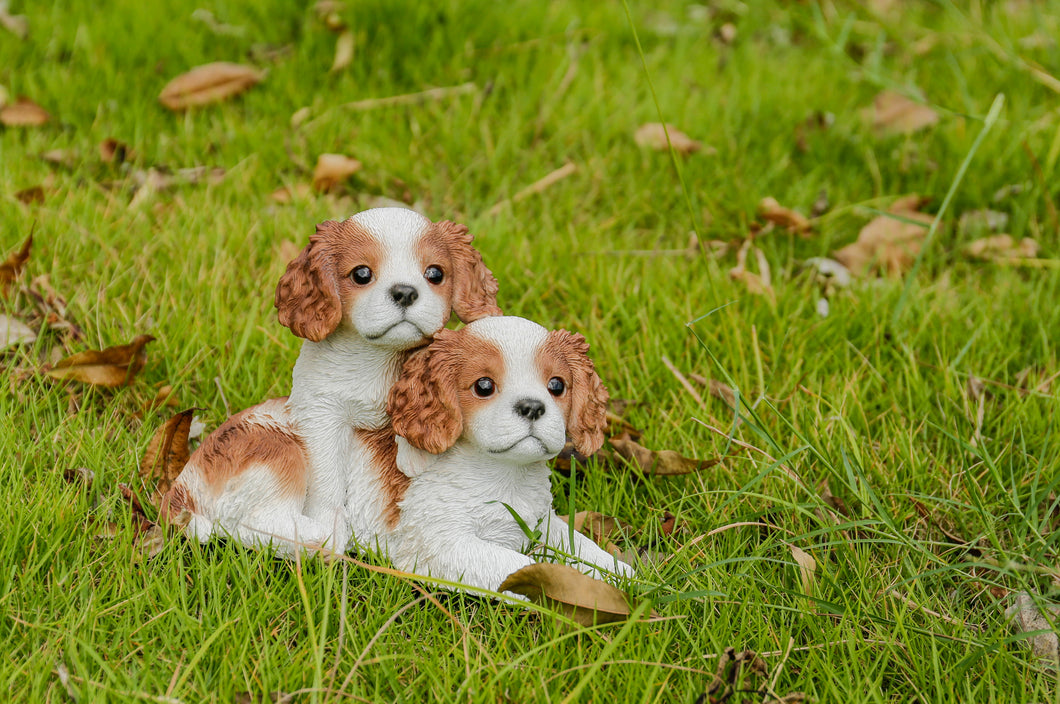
275,208 -> 501,348
387,316 -> 609,463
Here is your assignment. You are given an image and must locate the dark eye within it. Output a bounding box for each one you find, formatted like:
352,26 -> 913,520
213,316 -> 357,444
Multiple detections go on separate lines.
547,377 -> 565,397
350,266 -> 373,285
472,377 -> 495,398
424,265 -> 444,285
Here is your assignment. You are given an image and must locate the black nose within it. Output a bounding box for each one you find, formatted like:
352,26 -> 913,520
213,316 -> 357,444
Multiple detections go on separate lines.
514,398 -> 546,421
389,284 -> 419,308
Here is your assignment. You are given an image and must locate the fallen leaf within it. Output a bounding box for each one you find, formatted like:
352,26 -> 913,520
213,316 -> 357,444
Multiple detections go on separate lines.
958,209 -> 1009,235
331,29 -> 354,72
132,523 -> 166,562
498,562 -> 633,626
833,196 -> 934,276
1005,591 -> 1060,665
312,153 -> 362,192
804,257 -> 852,288
0,96 -> 50,126
41,149 -> 78,169
270,183 -> 313,204
609,433 -> 723,476
708,378 -> 736,407
562,511 -> 630,546
0,233 -> 32,296
729,240 -> 775,302
963,234 -> 1039,261
634,122 -> 704,155
659,511 -> 676,536
716,22 -> 737,44
99,137 -> 135,164
789,544 -> 816,596
758,197 -> 811,234
190,9 -> 246,37
15,185 -> 44,204
864,90 -> 939,136
158,62 -> 264,111
0,314 -> 36,348
62,467 -> 94,485
139,409 -> 196,505
706,647 -> 771,702
0,0 -> 28,38
46,334 -> 154,387
118,482 -> 153,533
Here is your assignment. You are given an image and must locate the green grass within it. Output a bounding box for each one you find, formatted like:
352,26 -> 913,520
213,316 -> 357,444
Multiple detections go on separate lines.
3,0 -> 1060,701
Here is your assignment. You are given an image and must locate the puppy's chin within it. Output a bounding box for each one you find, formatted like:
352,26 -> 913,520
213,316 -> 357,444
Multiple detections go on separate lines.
484,435 -> 562,464
359,320 -> 432,350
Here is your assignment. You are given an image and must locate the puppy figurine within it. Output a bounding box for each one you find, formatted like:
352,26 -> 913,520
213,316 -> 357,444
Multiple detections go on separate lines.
383,316 -> 634,593
160,208 -> 501,556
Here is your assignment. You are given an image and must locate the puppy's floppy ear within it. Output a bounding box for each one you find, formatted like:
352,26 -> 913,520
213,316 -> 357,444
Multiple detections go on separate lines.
387,330 -> 463,454
433,220 -> 502,322
547,329 -> 610,456
275,221 -> 344,342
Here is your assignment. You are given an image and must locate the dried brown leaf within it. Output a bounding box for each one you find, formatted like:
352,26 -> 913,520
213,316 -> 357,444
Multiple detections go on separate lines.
789,544 -> 817,596
708,378 -> 736,407
0,1 -> 28,39
562,511 -> 630,546
498,562 -> 632,626
1005,591 -> 1060,664
0,233 -> 32,296
609,433 -> 723,476
140,408 -> 196,505
963,234 -> 1040,261
62,467 -> 95,485
312,153 -> 362,192
634,122 -> 704,155
41,149 -> 78,169
158,62 -> 264,111
865,90 -> 939,136
550,441 -> 593,473
331,30 -> 354,72
46,334 -> 154,387
15,185 -> 44,204
133,524 -> 166,562
758,197 -> 812,234
0,96 -> 49,126
270,183 -> 313,204
0,314 -> 36,348
833,196 -> 935,276
99,137 -> 135,165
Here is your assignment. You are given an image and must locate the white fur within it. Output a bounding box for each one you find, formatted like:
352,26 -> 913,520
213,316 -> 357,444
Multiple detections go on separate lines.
386,317 -> 635,595
173,208 -> 463,556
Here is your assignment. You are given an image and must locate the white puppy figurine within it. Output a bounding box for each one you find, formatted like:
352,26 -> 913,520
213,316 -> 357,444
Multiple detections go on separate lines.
160,208 -> 501,556
382,316 -> 634,593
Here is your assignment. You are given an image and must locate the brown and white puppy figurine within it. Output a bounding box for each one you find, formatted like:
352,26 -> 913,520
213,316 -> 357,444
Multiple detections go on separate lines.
382,316 -> 634,594
161,208 -> 501,557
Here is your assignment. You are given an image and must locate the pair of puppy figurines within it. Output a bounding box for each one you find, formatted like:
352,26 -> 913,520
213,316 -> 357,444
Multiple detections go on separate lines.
161,207 -> 634,594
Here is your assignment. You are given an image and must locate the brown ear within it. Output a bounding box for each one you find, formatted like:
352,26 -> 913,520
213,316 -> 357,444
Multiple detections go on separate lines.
433,220 -> 502,322
548,330 -> 610,456
387,330 -> 463,454
275,221 -> 344,342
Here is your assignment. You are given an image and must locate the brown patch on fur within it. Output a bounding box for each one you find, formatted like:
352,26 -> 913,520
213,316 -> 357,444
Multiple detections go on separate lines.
158,482 -> 196,523
538,330 -> 610,455
275,219 -> 382,341
387,328 -> 506,453
356,426 -> 408,528
192,398 -> 309,496
425,221 -> 502,322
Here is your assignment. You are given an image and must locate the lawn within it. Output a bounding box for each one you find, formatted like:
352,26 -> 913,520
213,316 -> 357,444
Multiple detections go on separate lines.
2,0 -> 1059,701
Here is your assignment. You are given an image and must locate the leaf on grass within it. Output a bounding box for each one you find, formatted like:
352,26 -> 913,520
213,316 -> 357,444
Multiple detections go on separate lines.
158,62 -> 264,111
331,30 -> 354,72
708,378 -> 736,407
1004,591 -> 1060,665
313,153 -> 362,192
551,441 -> 593,473
562,511 -> 630,546
958,209 -> 1008,235
99,138 -> 135,165
634,122 -> 705,155
706,647 -> 771,702
0,96 -> 49,126
0,233 -> 32,296
270,183 -> 313,204
609,432 -> 723,476
46,334 -> 154,387
498,562 -> 633,626
15,185 -> 45,204
729,240 -> 775,302
963,234 -> 1039,261
41,149 -> 78,169
864,90 -> 939,136
833,195 -> 934,276
0,314 -> 36,348
789,544 -> 816,596
140,408 -> 196,505
132,524 -> 166,562
0,1 -> 27,38
758,197 -> 811,234
62,467 -> 94,485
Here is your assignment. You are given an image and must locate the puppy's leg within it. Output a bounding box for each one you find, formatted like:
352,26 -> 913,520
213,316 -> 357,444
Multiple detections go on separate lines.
541,512 -> 635,579
228,511 -> 337,559
392,535 -> 534,596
